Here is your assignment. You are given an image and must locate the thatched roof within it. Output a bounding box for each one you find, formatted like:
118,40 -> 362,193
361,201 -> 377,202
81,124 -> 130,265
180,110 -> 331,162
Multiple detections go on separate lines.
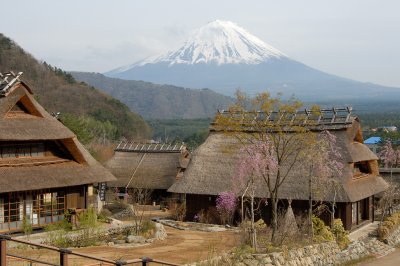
169,117 -> 388,203
0,161 -> 115,193
0,76 -> 116,192
106,143 -> 189,189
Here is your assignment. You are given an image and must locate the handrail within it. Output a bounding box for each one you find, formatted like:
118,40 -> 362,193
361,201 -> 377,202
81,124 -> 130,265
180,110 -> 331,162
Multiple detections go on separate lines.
68,250 -> 116,264
0,234 -> 181,266
8,253 -> 58,266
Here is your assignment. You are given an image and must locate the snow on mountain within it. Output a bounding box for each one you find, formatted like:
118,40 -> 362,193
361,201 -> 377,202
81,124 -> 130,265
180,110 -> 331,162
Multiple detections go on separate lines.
106,20 -> 400,100
115,20 -> 287,72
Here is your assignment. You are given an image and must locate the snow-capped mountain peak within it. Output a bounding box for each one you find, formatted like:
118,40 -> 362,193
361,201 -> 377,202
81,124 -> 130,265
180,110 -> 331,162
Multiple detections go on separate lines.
119,20 -> 287,70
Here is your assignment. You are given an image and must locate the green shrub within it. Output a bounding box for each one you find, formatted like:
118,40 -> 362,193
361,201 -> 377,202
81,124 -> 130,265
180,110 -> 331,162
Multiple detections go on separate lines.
232,244 -> 255,260
312,216 -> 334,242
331,219 -> 350,249
21,217 -> 33,236
140,220 -> 156,237
78,207 -> 98,228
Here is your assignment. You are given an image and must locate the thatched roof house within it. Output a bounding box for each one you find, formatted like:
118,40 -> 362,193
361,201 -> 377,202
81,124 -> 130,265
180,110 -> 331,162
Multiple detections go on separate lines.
0,71 -> 116,232
105,142 -> 189,201
168,108 -> 388,230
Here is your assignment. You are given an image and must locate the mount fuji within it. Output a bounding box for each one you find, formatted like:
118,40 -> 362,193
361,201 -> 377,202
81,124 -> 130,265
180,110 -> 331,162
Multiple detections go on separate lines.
106,20 -> 400,101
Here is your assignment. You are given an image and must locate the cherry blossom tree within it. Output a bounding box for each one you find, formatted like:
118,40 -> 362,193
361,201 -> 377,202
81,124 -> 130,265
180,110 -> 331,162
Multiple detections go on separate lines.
379,140 -> 400,219
302,130 -> 344,234
215,191 -> 237,225
217,92 -> 319,243
234,139 -> 278,247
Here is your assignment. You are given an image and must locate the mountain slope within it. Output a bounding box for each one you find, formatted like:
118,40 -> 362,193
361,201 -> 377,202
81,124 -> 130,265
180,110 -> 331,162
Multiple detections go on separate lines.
106,20 -> 400,100
71,72 -> 233,119
0,33 -> 151,141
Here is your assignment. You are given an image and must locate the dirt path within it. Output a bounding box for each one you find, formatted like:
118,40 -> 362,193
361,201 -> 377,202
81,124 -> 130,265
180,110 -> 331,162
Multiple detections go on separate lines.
10,227 -> 239,265
360,248 -> 400,266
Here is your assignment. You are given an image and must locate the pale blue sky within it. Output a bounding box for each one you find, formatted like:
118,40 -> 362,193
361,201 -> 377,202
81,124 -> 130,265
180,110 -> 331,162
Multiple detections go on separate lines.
2,0 -> 400,87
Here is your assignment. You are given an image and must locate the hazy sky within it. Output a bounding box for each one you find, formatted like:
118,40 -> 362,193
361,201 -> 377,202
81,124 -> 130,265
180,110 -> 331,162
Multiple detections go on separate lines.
2,0 -> 400,87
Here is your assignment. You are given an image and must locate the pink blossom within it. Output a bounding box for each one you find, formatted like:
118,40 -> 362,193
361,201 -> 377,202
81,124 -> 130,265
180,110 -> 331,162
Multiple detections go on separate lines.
380,140 -> 398,168
216,191 -> 237,214
234,138 -> 278,192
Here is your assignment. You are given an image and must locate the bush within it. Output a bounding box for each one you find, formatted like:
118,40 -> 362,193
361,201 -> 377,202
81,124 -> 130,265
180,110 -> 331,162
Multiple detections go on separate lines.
331,219 -> 350,249
215,192 -> 236,225
140,220 -> 156,237
21,217 -> 33,236
232,244 -> 255,260
312,216 -> 334,242
169,201 -> 186,221
378,211 -> 400,239
78,207 -> 98,228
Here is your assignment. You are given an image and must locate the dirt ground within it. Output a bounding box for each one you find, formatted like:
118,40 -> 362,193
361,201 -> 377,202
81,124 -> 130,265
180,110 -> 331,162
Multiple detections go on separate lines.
360,248 -> 400,266
8,226 -> 240,265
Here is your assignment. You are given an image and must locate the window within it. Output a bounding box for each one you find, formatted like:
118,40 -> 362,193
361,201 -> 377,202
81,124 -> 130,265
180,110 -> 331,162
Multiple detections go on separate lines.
353,161 -> 371,177
0,142 -> 46,159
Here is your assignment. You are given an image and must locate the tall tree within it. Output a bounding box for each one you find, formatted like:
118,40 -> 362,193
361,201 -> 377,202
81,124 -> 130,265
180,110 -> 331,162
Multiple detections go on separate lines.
302,130 -> 344,234
216,92 -> 320,243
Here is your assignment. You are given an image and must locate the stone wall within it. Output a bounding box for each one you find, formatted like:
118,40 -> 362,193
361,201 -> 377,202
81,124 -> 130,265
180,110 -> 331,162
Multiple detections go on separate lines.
192,241 -> 370,266
189,241 -> 371,266
190,223 -> 400,266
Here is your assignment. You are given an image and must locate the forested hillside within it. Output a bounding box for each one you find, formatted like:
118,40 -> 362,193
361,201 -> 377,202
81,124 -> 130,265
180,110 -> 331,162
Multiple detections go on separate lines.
71,72 -> 233,119
0,34 -> 151,155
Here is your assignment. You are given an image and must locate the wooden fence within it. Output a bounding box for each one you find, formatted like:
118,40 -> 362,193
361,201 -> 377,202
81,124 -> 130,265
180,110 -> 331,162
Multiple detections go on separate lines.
0,234 -> 180,266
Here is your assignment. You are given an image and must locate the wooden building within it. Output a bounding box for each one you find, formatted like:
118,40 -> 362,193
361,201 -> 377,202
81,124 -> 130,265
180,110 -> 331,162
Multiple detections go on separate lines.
0,72 -> 116,232
168,108 -> 389,231
105,142 -> 189,202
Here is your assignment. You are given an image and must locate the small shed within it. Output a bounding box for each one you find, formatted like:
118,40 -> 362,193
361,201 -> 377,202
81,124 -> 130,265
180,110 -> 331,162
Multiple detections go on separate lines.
106,142 -> 190,203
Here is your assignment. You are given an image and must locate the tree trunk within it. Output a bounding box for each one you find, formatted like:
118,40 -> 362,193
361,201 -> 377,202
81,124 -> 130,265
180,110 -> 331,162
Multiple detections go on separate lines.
331,186 -> 337,228
250,192 -> 256,249
271,195 -> 278,244
308,176 -> 313,237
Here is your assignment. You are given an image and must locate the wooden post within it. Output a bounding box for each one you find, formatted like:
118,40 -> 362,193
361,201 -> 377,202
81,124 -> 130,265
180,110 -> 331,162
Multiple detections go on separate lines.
0,235 -> 10,266
141,257 -> 153,266
59,248 -> 71,266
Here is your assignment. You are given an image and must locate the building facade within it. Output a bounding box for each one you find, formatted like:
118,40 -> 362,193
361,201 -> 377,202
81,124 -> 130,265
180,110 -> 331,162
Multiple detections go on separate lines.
169,108 -> 388,231
0,72 -> 115,232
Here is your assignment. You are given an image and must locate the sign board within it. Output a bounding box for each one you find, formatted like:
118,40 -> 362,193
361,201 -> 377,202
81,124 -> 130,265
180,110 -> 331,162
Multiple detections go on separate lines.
99,182 -> 107,201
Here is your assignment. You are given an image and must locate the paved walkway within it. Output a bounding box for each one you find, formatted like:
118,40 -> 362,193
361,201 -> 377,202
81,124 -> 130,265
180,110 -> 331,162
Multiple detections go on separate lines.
349,221 -> 379,241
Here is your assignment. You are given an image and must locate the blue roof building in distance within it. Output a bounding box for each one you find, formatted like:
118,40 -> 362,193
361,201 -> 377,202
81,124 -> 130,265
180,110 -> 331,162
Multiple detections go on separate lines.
364,137 -> 382,145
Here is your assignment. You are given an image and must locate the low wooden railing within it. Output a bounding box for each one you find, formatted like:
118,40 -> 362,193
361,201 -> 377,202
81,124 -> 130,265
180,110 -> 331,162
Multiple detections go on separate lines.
0,235 -> 180,266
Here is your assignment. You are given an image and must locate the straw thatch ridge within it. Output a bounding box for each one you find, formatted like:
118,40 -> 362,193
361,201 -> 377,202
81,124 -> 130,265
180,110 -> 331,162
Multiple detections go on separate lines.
168,118 -> 388,203
0,79 -> 116,191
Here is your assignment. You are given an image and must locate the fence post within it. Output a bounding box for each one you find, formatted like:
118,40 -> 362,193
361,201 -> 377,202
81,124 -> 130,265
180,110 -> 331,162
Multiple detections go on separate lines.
0,235 -> 10,266
59,248 -> 72,266
141,257 -> 153,266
